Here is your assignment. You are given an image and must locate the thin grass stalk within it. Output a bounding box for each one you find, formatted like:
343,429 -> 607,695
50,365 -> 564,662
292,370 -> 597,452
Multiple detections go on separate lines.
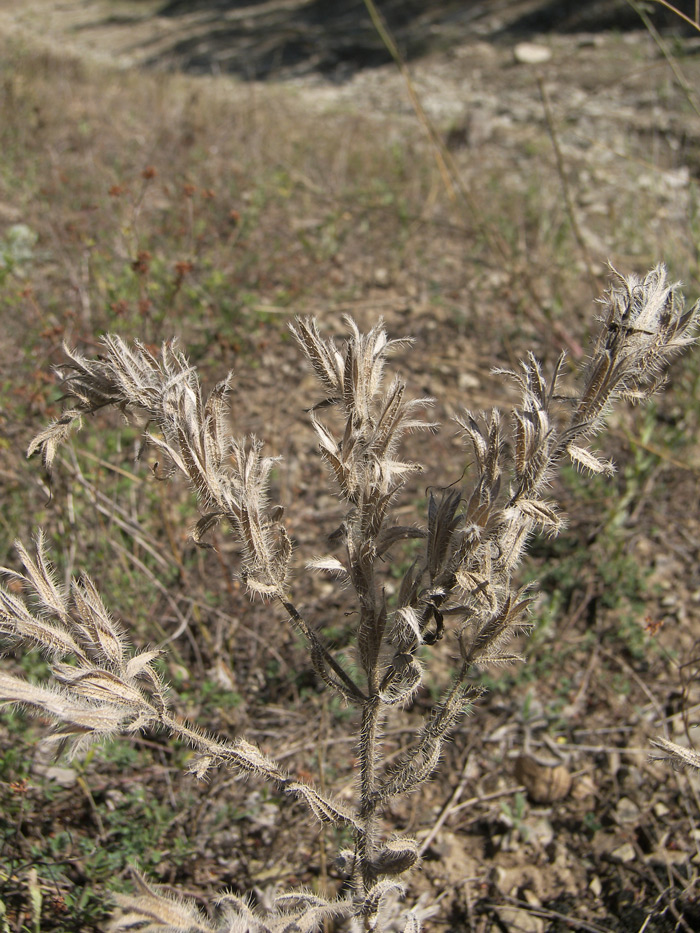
629,0 -> 700,118
362,0 -> 583,356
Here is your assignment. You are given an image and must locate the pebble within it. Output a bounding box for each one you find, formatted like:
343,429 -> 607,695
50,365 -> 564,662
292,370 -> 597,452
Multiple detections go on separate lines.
612,843 -> 636,863
615,796 -> 641,825
514,42 -> 552,65
497,906 -> 545,933
32,764 -> 77,787
458,372 -> 480,390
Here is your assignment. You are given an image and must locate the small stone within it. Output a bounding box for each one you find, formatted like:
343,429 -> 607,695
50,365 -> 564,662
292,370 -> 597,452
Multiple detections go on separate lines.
615,797 -> 641,825
589,875 -> 602,896
458,372 -> 480,390
612,843 -> 636,863
577,34 -> 605,48
514,42 -> 552,65
32,764 -> 77,788
374,267 -> 390,287
497,906 -> 545,933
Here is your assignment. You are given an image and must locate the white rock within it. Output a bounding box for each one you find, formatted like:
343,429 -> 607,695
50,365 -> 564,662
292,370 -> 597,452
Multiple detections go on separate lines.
612,842 -> 636,863
514,42 -> 552,65
33,764 -> 77,787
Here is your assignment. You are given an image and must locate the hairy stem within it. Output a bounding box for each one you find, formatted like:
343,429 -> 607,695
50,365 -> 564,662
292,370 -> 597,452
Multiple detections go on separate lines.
358,693 -> 383,898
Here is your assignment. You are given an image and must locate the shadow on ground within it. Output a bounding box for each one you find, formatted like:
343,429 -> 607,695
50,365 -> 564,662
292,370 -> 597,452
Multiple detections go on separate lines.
114,0 -> 697,81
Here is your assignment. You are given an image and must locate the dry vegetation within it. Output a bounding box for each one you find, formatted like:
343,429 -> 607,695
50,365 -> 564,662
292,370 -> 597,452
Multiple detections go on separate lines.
2,2 -> 700,931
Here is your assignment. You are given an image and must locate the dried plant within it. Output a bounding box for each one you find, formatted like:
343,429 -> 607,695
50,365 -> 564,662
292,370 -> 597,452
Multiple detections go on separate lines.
650,737 -> 700,773
1,264 -> 698,931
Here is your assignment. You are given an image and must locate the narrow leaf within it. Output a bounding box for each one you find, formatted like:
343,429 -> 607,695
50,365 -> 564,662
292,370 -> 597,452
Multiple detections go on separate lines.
515,498 -> 563,531
285,781 -> 359,828
566,444 -> 615,476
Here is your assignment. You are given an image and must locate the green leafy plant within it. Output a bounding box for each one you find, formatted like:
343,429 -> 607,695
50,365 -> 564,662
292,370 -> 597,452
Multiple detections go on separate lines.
0,265 -> 697,931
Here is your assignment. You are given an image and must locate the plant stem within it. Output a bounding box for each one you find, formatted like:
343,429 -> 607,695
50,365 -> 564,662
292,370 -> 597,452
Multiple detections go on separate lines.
358,693 -> 382,896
